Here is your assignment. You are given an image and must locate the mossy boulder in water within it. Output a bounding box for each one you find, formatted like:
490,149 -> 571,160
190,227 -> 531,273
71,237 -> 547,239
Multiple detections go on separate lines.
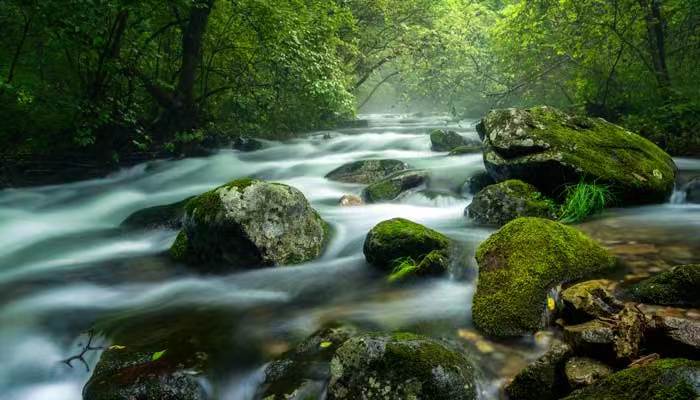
430,129 -> 470,151
363,218 -> 450,276
505,341 -> 573,400
83,347 -> 206,400
563,358 -> 700,400
327,332 -> 477,400
362,170 -> 429,203
466,179 -> 557,226
171,179 -> 328,270
478,106 -> 677,204
628,264 -> 700,307
473,217 -> 616,337
120,197 -> 193,230
325,159 -> 409,184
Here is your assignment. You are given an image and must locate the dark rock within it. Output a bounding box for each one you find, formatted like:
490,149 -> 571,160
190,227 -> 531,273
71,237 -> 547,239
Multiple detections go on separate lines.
233,136 -> 264,152
171,179 -> 328,270
565,357 -> 614,389
463,171 -> 496,195
120,198 -> 193,230
563,358 -> 700,400
466,180 -> 557,226
362,170 -> 429,203
473,218 -> 616,337
430,129 -> 470,151
650,316 -> 700,358
505,341 -> 573,400
327,332 -> 477,400
325,159 -> 409,184
628,264 -> 700,307
683,177 -> 700,203
561,280 -> 624,323
478,106 -> 677,204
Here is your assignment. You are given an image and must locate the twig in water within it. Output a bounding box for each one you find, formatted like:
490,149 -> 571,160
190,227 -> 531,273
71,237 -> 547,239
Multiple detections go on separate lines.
61,330 -> 104,372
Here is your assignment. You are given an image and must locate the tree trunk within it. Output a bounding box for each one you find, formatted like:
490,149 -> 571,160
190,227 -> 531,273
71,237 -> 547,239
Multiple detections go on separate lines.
638,0 -> 671,92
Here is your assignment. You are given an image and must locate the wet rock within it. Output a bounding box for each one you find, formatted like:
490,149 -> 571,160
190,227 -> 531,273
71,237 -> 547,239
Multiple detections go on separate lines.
256,324 -> 357,400
478,106 -> 677,204
466,180 -> 557,226
120,197 -> 193,230
473,217 -> 616,337
362,170 -> 429,203
563,358 -> 700,400
387,249 -> 450,283
561,280 -> 624,322
628,264 -> 700,307
448,144 -> 482,155
430,129 -> 471,151
327,332 -> 477,400
563,320 -> 616,356
325,159 -> 409,184
683,177 -> 700,203
171,179 -> 328,270
650,316 -> 700,358
336,119 -> 369,128
363,218 -> 450,277
565,357 -> 613,389
233,136 -> 264,152
505,341 -> 573,400
463,171 -> 496,195
339,194 -> 363,207
83,347 -> 206,400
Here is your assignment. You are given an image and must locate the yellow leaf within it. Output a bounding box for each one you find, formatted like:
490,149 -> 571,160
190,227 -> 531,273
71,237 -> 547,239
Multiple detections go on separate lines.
109,345 -> 126,350
319,341 -> 332,348
547,297 -> 556,311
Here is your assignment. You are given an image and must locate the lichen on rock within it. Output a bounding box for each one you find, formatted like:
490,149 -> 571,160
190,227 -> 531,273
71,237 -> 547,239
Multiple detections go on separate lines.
466,179 -> 557,226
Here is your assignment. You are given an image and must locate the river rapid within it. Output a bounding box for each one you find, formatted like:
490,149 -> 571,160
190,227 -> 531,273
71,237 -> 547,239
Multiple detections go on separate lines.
1,114 -> 699,400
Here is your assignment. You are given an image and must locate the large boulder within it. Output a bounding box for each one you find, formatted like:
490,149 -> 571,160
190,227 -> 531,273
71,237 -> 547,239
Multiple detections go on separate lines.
430,129 -> 473,152
362,170 -> 429,203
327,332 -> 477,400
120,197 -> 192,230
83,347 -> 206,400
325,159 -> 408,184
473,218 -> 616,337
363,218 -> 450,272
466,180 -> 557,226
505,341 -> 573,400
477,107 -> 677,204
627,264 -> 700,307
170,179 -> 328,270
563,358 -> 700,400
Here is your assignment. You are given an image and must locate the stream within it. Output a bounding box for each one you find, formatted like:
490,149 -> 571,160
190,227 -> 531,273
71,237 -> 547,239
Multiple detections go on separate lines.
1,114 -> 699,400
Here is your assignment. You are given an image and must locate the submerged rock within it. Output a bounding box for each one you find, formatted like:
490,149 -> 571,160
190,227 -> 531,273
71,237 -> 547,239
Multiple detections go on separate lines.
683,177 -> 700,203
363,218 -> 450,273
120,198 -> 192,230
628,264 -> 700,307
463,171 -> 496,195
466,180 -> 557,226
325,159 -> 409,184
505,341 -> 573,400
473,218 -> 616,337
561,280 -> 624,322
233,136 -> 264,152
171,179 -> 328,270
83,346 -> 206,400
448,144 -> 482,155
430,129 -> 471,152
327,332 -> 477,400
478,106 -> 677,203
565,357 -> 613,389
362,170 -> 429,203
563,358 -> 700,399
339,194 -> 363,207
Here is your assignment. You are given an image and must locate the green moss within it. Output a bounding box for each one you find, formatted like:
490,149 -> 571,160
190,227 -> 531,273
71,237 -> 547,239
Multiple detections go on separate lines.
169,230 -> 191,262
563,358 -> 700,400
473,217 -> 616,337
448,145 -> 482,155
468,179 -> 558,226
628,264 -> 700,307
364,179 -> 400,202
364,218 -> 450,271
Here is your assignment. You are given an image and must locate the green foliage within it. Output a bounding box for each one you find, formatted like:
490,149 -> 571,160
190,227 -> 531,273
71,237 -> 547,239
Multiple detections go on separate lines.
559,183 -> 613,224
388,257 -> 420,283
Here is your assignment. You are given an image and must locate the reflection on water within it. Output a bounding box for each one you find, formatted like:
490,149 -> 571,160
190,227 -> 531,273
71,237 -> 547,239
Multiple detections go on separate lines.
0,114 -> 698,399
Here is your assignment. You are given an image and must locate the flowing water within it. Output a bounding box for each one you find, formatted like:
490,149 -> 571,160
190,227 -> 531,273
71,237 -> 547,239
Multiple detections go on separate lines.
1,114 -> 699,400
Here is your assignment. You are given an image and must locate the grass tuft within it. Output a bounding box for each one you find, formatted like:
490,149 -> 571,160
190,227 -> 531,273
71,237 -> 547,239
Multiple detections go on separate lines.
387,257 -> 419,283
559,182 -> 613,223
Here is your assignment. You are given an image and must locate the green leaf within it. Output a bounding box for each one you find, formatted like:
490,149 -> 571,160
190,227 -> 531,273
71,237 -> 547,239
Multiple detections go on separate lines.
151,350 -> 167,361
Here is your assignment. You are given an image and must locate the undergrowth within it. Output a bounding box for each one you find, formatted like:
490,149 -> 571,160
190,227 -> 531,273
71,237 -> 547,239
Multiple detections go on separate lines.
388,257 -> 419,283
559,182 -> 613,223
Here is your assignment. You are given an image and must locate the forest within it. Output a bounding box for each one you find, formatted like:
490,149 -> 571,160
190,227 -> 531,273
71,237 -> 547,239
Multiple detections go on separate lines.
0,1 -> 699,400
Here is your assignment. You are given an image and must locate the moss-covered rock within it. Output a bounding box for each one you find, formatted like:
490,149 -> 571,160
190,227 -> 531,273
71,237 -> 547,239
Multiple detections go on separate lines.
83,346 -> 206,400
325,159 -> 409,184
362,170 -> 429,203
327,332 -> 477,400
505,341 -> 573,400
561,280 -> 623,323
430,129 -> 469,151
448,144 -> 482,155
120,197 -> 193,230
363,218 -> 450,272
387,249 -> 450,283
563,358 -> 700,400
628,264 -> 700,307
256,323 -> 358,400
473,217 -> 616,337
478,107 -> 677,204
466,180 -> 557,226
564,357 -> 613,389
171,178 -> 328,270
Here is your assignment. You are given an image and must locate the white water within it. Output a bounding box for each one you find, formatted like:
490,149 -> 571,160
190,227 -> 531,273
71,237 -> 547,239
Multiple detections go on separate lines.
0,114 -> 699,400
